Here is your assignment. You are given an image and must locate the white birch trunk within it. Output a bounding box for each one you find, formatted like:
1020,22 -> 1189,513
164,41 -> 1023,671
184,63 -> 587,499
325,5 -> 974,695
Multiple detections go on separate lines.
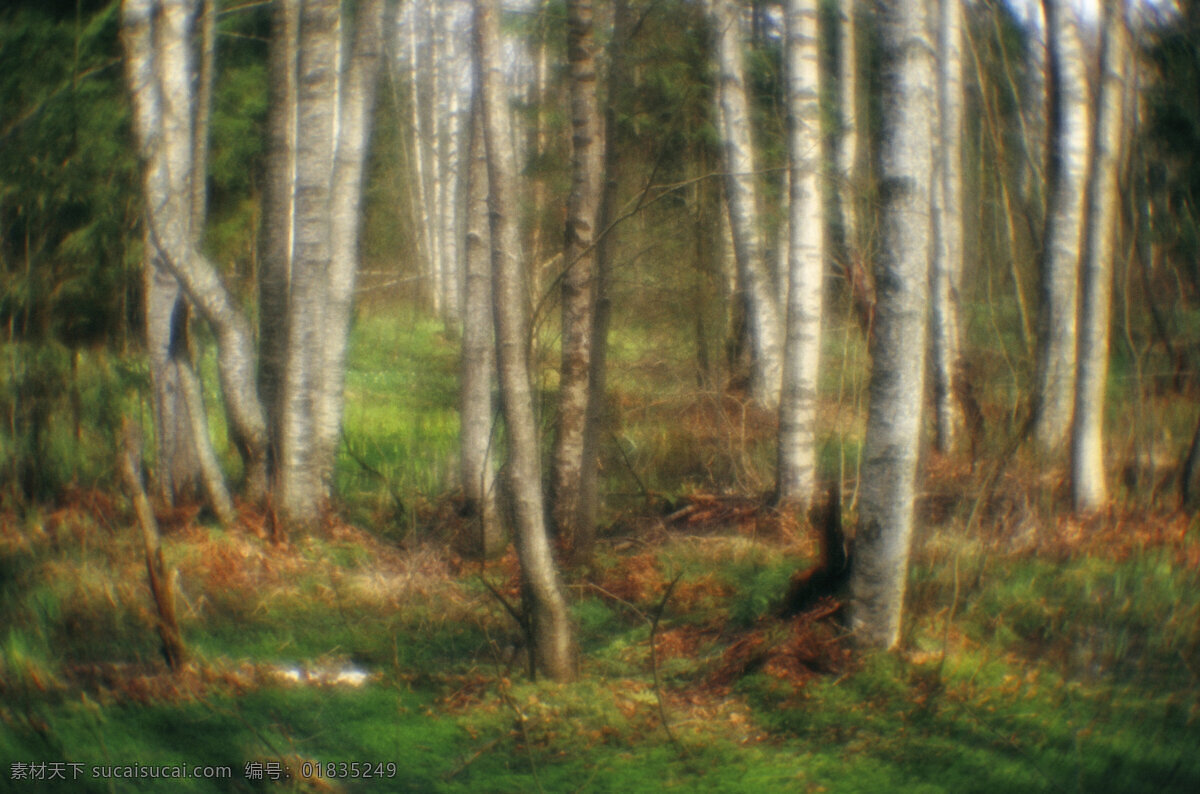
1034,0 -> 1089,455
436,6 -> 465,327
278,0 -> 340,531
709,0 -> 783,409
1071,5 -> 1126,512
421,0 -> 446,319
460,95 -> 503,557
776,0 -> 825,508
837,0 -> 860,254
474,0 -> 576,682
405,0 -> 439,313
850,0 -> 934,650
931,0 -> 965,453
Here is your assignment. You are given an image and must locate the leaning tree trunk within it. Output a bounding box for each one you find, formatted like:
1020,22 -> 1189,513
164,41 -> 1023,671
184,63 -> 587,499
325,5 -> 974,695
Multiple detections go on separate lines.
930,0 -> 966,454
124,0 -> 269,503
123,0 -> 235,524
1071,4 -> 1126,512
776,0 -> 826,509
460,95 -> 503,557
849,0 -> 934,650
130,0 -> 200,507
1034,0 -> 1090,455
474,0 -> 577,682
552,0 -> 605,557
119,418 -> 187,671
144,255 -> 202,505
709,0 -> 783,409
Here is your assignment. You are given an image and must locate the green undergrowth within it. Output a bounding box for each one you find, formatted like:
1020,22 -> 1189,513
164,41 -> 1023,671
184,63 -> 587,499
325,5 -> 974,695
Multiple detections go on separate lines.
3,497 -> 1200,792
3,307 -> 1199,792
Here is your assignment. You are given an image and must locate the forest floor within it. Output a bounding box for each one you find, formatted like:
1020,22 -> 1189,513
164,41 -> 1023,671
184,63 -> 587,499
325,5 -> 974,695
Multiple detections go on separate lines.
3,312 -> 1200,792
2,482 -> 1198,793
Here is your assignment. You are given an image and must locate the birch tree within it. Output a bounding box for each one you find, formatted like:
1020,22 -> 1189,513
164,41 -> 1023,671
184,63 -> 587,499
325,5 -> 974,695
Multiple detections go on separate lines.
850,0 -> 934,649
552,0 -> 605,556
709,0 -> 783,409
776,0 -> 825,508
398,0 -> 468,325
258,0 -> 299,472
276,0 -> 341,531
277,0 -> 389,531
399,0 -> 438,313
435,4 -> 468,328
930,0 -> 966,453
460,96 -> 503,557
1071,4 -> 1127,512
837,0 -> 861,258
315,0 -> 390,490
123,0 -> 238,523
474,0 -> 577,681
1034,0 -> 1090,454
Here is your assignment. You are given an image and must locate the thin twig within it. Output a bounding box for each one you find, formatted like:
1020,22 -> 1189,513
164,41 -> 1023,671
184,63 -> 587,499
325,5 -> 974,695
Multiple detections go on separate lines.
608,429 -> 652,505
649,572 -> 686,755
477,577 -> 528,639
341,436 -> 406,518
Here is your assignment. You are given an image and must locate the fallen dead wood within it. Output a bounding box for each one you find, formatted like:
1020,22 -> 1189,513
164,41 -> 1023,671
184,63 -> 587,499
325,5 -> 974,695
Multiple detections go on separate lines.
118,417 -> 187,671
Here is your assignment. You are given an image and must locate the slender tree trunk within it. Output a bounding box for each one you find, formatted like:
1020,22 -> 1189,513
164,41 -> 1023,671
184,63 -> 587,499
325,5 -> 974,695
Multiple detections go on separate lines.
837,0 -> 860,257
474,0 -> 577,682
709,0 -> 783,409
191,0 -> 214,241
259,0 -> 300,475
404,0 -> 438,313
436,6 -> 465,329
578,0 -> 631,560
419,0 -> 446,319
1034,0 -> 1089,455
176,353 -> 235,524
552,0 -> 605,556
315,0 -> 389,492
277,0 -> 340,532
1071,4 -> 1126,512
461,95 -> 503,557
850,0 -> 934,650
776,0 -> 825,508
528,21 -> 551,295
931,0 -> 965,453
